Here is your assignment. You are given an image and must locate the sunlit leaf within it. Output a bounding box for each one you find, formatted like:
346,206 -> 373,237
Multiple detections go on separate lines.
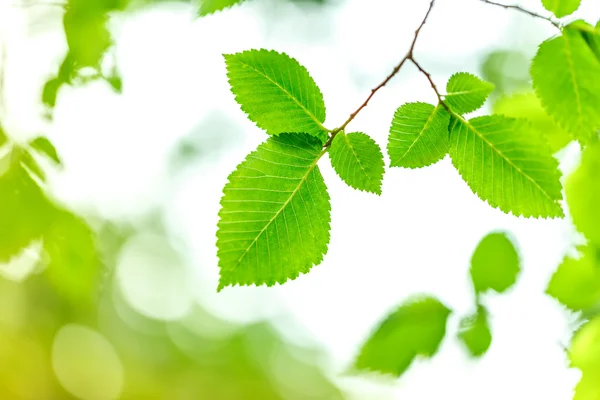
387,102 -> 450,168
449,115 -> 563,218
217,133 -> 330,290
29,137 -> 61,165
541,0 -> 580,18
458,306 -> 492,357
329,131 -> 384,195
444,72 -> 494,115
470,232 -> 520,294
353,296 -> 451,377
570,316 -> 600,400
199,0 -> 245,16
224,49 -> 328,142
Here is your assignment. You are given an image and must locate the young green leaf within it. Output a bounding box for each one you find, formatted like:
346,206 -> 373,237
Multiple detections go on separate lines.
444,72 -> 495,115
493,91 -> 572,153
541,0 -> 580,18
387,102 -> 450,168
531,28 -> 600,144
329,132 -> 384,195
199,0 -> 245,16
217,133 -> 330,290
29,136 -> 61,165
353,296 -> 451,377
566,136 -> 600,245
224,49 -> 328,142
458,306 -> 492,357
449,115 -> 563,218
546,246 -> 600,311
470,232 -> 520,294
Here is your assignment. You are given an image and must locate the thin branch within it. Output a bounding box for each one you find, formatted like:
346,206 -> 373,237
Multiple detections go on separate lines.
326,0 -> 436,147
480,0 -> 561,29
409,58 -> 449,112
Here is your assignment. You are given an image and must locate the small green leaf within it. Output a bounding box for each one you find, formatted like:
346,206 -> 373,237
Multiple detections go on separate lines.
546,246 -> 600,311
567,142 -> 600,245
353,296 -> 451,377
217,133 -> 330,290
199,0 -> 245,16
470,232 -> 520,294
458,306 -> 492,357
329,132 -> 384,195
29,136 -> 61,165
541,0 -> 580,18
445,72 -> 495,114
449,115 -> 564,218
387,102 -> 450,168
224,49 -> 328,142
531,28 -> 600,143
493,91 -> 572,153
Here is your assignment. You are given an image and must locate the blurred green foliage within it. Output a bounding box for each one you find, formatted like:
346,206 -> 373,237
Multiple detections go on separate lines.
457,306 -> 492,358
470,232 -> 520,295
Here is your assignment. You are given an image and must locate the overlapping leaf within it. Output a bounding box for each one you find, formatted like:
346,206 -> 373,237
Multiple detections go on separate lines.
458,306 -> 492,357
217,133 -> 331,290
449,115 -> 563,218
329,132 -> 384,194
387,102 -> 450,168
199,0 -> 245,16
470,232 -> 520,294
445,72 -> 494,115
224,49 -> 328,142
541,0 -> 580,18
353,296 -> 451,377
531,27 -> 600,143
546,246 -> 600,311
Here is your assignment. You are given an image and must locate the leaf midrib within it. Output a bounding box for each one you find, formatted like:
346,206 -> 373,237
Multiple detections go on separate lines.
230,148 -> 327,271
236,58 -> 327,133
397,105 -> 440,161
562,32 -> 585,132
453,113 -> 557,204
445,88 -> 491,97
343,133 -> 371,181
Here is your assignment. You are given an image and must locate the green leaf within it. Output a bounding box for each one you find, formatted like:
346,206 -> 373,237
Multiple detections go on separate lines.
199,0 -> 245,16
531,29 -> 600,143
29,136 -> 61,165
470,232 -> 520,294
0,124 -> 7,147
63,9 -> 112,68
353,296 -> 451,377
329,132 -> 384,195
224,49 -> 328,142
481,50 -> 530,95
546,246 -> 600,311
458,306 -> 492,357
217,133 -> 331,290
449,115 -> 564,218
444,72 -> 495,115
387,102 -> 450,168
541,0 -> 580,18
570,316 -> 600,400
493,91 -> 572,153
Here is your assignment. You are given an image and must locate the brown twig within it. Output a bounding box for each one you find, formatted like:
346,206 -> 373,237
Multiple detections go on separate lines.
325,0 -> 436,147
480,0 -> 561,29
409,58 -> 449,112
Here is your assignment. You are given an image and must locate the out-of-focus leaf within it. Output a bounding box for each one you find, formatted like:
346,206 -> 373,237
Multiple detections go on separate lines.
546,246 -> 600,311
470,232 -> 520,294
457,306 -> 492,357
493,92 -> 572,153
29,137 -> 61,165
570,316 -> 600,400
199,0 -> 246,16
353,296 -> 451,377
567,142 -> 600,246
541,0 -> 581,18
480,50 -> 530,95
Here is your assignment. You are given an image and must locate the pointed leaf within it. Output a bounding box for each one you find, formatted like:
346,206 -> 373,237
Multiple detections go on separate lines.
445,72 -> 495,114
541,0 -> 580,18
225,50 -> 328,142
329,132 -> 384,195
493,91 -> 572,153
470,232 -> 520,294
217,133 -> 331,290
547,246 -> 600,311
449,115 -> 563,218
458,306 -> 492,357
531,29 -> 600,143
387,102 -> 450,168
199,0 -> 245,16
29,136 -> 61,165
353,296 -> 451,377
566,136 -> 600,246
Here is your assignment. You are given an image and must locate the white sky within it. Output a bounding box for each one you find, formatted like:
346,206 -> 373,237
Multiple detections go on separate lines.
2,0 -> 600,398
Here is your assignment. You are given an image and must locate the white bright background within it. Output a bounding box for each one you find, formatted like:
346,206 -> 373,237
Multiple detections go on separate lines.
1,0 -> 600,398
